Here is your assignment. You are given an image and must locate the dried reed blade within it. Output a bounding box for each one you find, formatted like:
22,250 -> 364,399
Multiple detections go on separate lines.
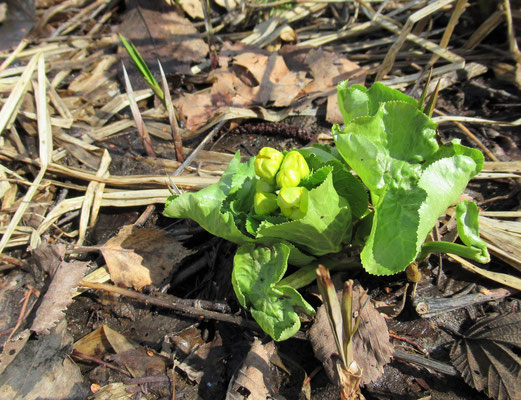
158,60 -> 184,162
428,0 -> 468,67
122,63 -> 156,158
0,53 -> 39,135
0,39 -> 29,73
316,265 -> 345,364
450,253 -> 521,291
77,149 -> 111,246
0,54 -> 51,253
376,0 -> 457,81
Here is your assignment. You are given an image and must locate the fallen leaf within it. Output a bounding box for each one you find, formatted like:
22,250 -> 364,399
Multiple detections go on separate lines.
31,240 -> 66,276
178,0 -> 204,19
0,0 -> 35,51
118,4 -> 208,78
171,326 -> 225,384
450,313 -> 521,400
0,330 -> 31,376
226,338 -> 277,400
101,225 -> 195,290
175,43 -> 363,131
0,320 -> 89,399
309,285 -> 393,385
30,260 -> 88,334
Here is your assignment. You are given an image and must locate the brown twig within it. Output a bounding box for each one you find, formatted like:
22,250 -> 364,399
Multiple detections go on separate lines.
80,281 -> 251,328
71,350 -> 132,377
434,108 -> 499,161
6,285 -> 39,343
389,331 -> 429,356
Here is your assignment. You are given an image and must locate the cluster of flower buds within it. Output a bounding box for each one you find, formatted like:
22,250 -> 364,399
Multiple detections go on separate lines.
253,147 -> 310,219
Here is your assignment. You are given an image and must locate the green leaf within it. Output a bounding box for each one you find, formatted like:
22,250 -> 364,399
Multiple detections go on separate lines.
119,34 -> 164,100
256,172 -> 352,256
163,152 -> 256,245
300,150 -> 368,220
456,200 -> 490,263
334,81 -> 484,275
232,243 -> 315,341
336,81 -> 417,124
334,101 -> 438,198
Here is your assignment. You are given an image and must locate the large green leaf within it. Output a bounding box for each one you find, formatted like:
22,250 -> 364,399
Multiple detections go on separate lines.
336,80 -> 418,124
256,172 -> 352,256
299,146 -> 368,219
334,101 -> 438,198
334,82 -> 484,275
232,243 -> 315,341
163,152 -> 256,245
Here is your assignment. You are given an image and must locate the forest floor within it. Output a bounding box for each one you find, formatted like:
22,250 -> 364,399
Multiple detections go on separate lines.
0,1 -> 521,399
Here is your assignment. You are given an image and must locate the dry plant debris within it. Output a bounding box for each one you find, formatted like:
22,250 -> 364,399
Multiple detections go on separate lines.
450,312 -> 521,400
0,0 -> 520,399
100,224 -> 195,291
310,283 -> 393,387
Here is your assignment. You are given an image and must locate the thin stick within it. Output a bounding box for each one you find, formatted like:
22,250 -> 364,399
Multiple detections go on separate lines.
434,108 -> 499,161
172,120 -> 226,176
71,350 -> 132,377
80,281 -> 254,328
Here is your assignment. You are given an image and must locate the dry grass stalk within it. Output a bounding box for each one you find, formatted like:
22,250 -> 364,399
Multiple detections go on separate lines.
122,63 -> 156,158
0,39 -> 29,73
0,54 -> 39,135
77,149 -> 111,246
450,253 -> 521,292
0,54 -> 52,254
427,0 -> 468,67
31,189 -> 174,248
376,0 -> 457,81
158,60 -> 184,162
90,88 -> 153,127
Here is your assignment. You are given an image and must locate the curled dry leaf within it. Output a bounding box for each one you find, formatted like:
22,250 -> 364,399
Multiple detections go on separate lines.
101,225 -> 195,291
31,259 -> 88,334
226,338 -> 277,400
309,285 -> 393,385
450,312 -> 521,400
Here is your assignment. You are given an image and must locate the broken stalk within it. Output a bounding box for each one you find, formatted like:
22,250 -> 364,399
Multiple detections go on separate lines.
316,265 -> 364,400
158,60 -> 184,162
122,63 -> 156,158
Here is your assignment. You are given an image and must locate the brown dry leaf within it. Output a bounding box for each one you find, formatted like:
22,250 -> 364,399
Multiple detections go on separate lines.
31,240 -> 66,276
73,325 -> 112,357
302,48 -> 365,124
111,347 -> 166,378
75,325 -> 165,379
176,42 -> 362,130
101,225 -> 194,290
31,259 -> 88,334
233,51 -> 310,107
118,4 -> 208,77
309,285 -> 393,385
450,313 -> 521,400
226,338 -> 277,400
171,325 -> 225,383
177,0 -> 204,19
0,320 -> 89,399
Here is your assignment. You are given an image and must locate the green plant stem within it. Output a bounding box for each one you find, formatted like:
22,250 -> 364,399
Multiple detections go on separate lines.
418,241 -> 487,263
280,258 -> 360,290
